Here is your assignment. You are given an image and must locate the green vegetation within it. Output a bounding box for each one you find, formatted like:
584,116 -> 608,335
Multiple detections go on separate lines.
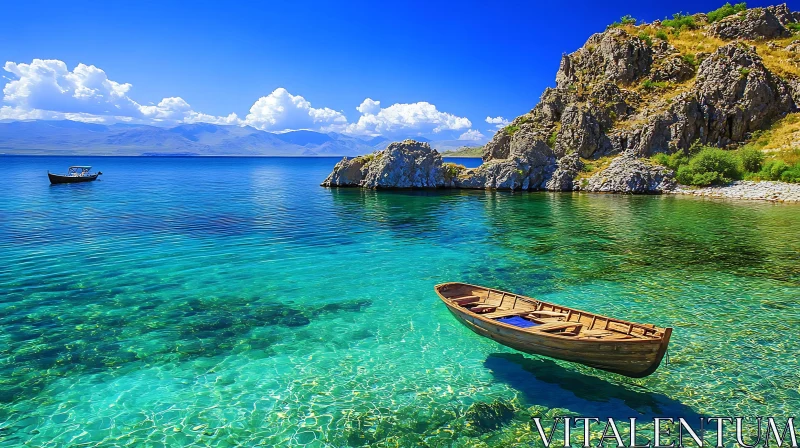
682,53 -> 698,67
739,67 -> 750,78
442,162 -> 466,181
504,124 -> 520,136
652,142 -> 800,185
737,146 -> 764,172
638,32 -> 653,46
706,2 -> 747,23
655,30 -> 669,41
577,156 -> 616,179
354,152 -> 379,165
547,129 -> 559,147
662,13 -> 697,32
641,79 -> 668,90
755,159 -> 800,182
788,22 -> 800,32
609,15 -> 637,28
675,147 -> 741,185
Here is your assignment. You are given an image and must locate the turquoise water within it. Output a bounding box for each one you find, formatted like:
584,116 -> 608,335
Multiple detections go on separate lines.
1,156 -> 798,447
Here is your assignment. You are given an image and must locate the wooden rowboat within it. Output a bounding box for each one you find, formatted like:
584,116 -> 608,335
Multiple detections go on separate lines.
435,282 -> 672,378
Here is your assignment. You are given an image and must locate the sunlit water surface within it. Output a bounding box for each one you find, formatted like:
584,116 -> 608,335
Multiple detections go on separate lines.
0,156 -> 798,447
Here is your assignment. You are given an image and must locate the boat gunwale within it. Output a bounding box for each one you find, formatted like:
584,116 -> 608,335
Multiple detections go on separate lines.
435,282 -> 671,344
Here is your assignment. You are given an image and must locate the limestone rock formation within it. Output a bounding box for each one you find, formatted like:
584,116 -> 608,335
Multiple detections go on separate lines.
584,153 -> 676,193
457,138 -> 556,191
545,153 -> 584,191
709,6 -> 793,40
556,28 -> 653,86
321,140 -> 444,188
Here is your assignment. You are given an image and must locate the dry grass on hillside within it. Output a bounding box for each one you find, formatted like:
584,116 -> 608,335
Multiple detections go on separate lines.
577,155 -> 616,179
620,24 -> 800,80
745,113 -> 800,164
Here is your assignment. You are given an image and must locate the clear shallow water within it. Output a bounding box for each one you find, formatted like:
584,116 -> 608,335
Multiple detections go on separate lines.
0,156 -> 798,447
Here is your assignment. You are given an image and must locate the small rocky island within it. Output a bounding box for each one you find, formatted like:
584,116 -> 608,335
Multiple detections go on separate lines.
324,3 -> 800,202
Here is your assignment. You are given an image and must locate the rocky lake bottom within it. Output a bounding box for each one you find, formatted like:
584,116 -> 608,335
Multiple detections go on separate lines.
0,156 -> 798,447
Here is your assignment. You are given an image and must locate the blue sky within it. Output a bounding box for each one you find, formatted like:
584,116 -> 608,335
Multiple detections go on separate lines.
1,0 -> 794,142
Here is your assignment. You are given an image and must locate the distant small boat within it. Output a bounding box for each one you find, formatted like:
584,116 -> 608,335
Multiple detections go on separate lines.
48,166 -> 102,184
435,282 -> 672,378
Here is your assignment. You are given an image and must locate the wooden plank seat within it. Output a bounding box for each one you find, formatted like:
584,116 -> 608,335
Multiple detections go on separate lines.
579,329 -> 614,338
529,321 -> 583,335
452,296 -> 481,305
483,310 -> 527,319
531,316 -> 568,323
529,310 -> 569,318
469,305 -> 497,314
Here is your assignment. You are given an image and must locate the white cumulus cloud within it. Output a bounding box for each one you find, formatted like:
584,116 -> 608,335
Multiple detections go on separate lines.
485,116 -> 509,129
458,129 -> 485,141
2,58 -> 475,140
244,88 -> 346,132
346,100 -> 471,137
2,59 -> 240,126
3,59 -> 141,117
356,98 -> 381,115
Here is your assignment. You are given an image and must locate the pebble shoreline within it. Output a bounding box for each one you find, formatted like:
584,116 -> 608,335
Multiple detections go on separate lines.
669,181 -> 800,202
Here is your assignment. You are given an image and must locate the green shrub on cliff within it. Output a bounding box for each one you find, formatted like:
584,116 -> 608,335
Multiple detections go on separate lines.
651,151 -> 689,171
779,164 -> 800,182
652,143 -> 800,185
442,162 -> 466,181
547,129 -> 558,147
682,53 -> 699,67
676,148 -> 741,185
736,146 -> 765,172
609,15 -> 637,28
756,159 -> 800,182
707,2 -> 747,23
638,32 -> 653,46
663,13 -> 697,31
655,30 -> 669,41
641,79 -> 668,90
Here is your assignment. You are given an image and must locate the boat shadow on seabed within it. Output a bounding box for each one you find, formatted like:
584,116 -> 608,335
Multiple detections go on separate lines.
484,353 -> 700,420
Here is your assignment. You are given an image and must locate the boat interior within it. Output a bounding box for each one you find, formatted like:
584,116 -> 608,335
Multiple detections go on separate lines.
439,283 -> 663,341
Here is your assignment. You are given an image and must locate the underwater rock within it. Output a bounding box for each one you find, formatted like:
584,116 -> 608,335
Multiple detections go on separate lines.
464,399 -> 517,433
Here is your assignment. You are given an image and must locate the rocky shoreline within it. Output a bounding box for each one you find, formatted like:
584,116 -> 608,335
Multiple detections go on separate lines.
672,180 -> 800,202
321,140 -> 799,203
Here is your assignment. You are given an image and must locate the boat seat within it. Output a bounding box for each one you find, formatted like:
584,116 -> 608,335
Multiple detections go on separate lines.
529,321 -> 583,335
529,310 -> 569,318
469,305 -> 497,314
483,310 -> 526,319
531,316 -> 567,323
452,296 -> 481,305
579,329 -> 614,338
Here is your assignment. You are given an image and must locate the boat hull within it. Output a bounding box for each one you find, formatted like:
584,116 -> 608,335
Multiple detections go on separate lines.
437,283 -> 671,378
48,173 -> 100,184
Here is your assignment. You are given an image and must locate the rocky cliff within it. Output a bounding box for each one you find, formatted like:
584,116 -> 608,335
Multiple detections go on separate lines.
324,4 -> 800,193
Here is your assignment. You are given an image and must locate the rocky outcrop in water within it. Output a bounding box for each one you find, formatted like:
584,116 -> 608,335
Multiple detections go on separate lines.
321,140 -> 445,188
457,138 -> 555,191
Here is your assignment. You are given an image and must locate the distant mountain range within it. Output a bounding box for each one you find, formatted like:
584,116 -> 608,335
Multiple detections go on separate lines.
0,120 -> 480,156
